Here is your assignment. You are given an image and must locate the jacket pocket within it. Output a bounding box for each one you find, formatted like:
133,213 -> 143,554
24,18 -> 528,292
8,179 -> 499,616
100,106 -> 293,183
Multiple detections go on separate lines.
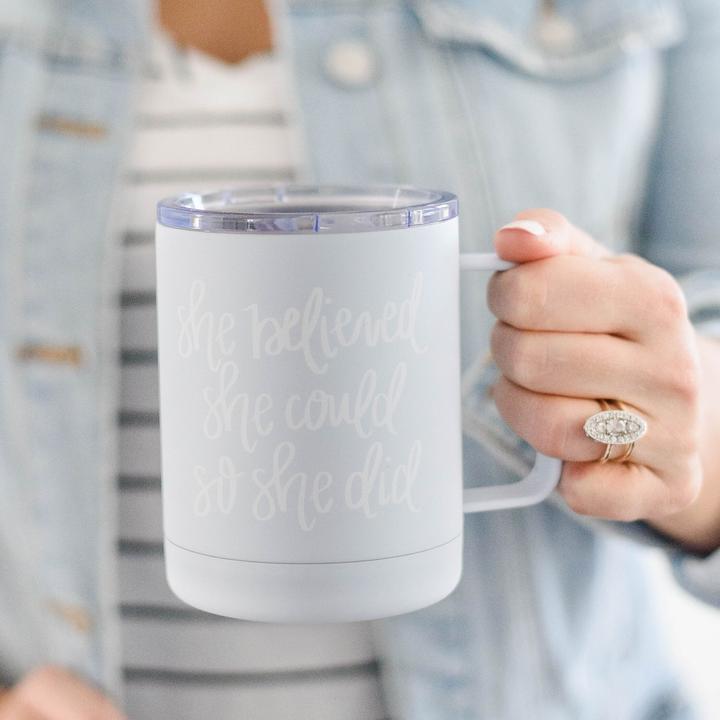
409,0 -> 685,80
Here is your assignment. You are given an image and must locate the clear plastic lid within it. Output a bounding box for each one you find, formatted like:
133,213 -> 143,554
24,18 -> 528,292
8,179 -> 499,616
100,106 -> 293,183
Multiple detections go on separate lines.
157,184 -> 458,234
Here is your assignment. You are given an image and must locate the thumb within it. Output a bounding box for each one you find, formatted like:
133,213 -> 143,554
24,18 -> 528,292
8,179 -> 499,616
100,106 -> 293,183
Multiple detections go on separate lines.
494,208 -> 611,263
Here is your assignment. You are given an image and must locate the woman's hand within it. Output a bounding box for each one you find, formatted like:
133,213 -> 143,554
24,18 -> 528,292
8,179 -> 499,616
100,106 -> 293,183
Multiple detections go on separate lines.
487,209 -> 720,554
0,665 -> 125,719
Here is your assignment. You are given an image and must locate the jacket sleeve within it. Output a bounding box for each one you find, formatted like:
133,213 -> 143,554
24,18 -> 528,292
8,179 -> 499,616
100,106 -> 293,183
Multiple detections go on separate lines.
461,0 -> 720,599
624,0 -> 720,606
457,0 -> 720,606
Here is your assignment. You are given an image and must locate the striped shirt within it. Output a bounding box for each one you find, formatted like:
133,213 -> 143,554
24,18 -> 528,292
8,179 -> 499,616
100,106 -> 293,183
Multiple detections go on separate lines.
118,26 -> 386,720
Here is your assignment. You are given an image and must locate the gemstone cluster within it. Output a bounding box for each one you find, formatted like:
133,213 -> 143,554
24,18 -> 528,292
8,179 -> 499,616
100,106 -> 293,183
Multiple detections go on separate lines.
583,409 -> 647,445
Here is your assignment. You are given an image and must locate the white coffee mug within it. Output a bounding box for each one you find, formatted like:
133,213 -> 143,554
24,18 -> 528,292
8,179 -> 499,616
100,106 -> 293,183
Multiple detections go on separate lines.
155,185 -> 562,623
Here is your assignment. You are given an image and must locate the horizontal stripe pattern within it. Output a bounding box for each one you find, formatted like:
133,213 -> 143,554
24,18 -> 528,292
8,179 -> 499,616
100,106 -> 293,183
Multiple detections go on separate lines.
136,110 -> 286,128
122,244 -> 156,294
129,125 -> 292,175
119,425 -> 160,477
119,475 -> 161,491
124,669 -> 385,720
120,305 -> 157,352
116,25 -> 382,720
126,165 -> 296,185
118,554 -> 181,607
119,486 -> 162,543
120,364 -> 159,414
121,349 -> 157,365
121,615 -> 378,673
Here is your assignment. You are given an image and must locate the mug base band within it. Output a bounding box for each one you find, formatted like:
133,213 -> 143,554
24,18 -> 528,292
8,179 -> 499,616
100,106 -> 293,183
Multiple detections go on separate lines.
164,535 -> 462,623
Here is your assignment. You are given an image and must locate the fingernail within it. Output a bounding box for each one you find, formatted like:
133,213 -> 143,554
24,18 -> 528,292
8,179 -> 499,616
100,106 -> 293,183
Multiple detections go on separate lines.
499,219 -> 546,237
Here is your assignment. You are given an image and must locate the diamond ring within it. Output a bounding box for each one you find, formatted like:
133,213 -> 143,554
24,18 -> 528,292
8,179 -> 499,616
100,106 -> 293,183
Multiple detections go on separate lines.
583,398 -> 647,463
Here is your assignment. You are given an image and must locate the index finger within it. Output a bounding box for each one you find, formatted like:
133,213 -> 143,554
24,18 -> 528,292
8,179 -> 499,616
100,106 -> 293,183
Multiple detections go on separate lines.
487,252 -> 663,341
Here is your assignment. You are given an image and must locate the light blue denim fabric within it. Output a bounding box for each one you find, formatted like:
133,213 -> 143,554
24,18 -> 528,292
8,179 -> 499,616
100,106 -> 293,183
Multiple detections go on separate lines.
1,0 -> 720,717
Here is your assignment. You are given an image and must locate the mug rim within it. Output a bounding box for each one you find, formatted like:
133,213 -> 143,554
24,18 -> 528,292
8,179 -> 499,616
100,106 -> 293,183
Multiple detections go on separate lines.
156,183 -> 458,234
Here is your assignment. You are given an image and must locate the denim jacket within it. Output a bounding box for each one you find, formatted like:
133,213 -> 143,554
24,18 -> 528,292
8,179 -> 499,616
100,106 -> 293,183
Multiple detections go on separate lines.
1,0 -> 720,717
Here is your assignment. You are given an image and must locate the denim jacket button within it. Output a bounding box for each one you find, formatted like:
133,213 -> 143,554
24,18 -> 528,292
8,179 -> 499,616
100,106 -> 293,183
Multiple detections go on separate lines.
323,39 -> 378,89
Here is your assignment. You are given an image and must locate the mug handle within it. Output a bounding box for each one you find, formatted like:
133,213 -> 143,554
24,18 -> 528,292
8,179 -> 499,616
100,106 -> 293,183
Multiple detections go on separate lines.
459,252 -> 563,513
